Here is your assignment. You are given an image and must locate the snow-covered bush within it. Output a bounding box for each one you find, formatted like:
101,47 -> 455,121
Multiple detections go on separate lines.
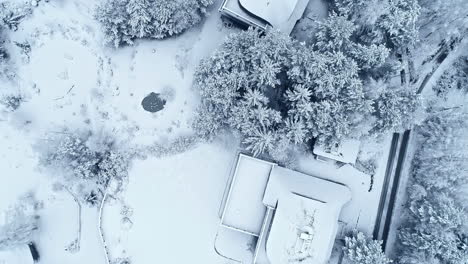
145,135 -> 198,158
0,23 -> 8,72
433,56 -> 468,97
0,215 -> 38,250
0,1 -> 34,75
343,231 -> 392,264
0,33 -> 6,63
0,1 -> 33,31
0,194 -> 40,250
39,130 -> 130,205
96,0 -> 213,47
1,94 -> 24,111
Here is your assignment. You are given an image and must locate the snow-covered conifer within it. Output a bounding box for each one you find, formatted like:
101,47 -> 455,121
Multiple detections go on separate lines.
126,0 -> 152,38
373,88 -> 421,133
96,0 -> 213,47
343,231 -> 392,264
243,128 -> 279,156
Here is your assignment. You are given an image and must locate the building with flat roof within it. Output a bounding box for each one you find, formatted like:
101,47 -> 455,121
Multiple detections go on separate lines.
219,0 -> 310,35
218,154 -> 352,264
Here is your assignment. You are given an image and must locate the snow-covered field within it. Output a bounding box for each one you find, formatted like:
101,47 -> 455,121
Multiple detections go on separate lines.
102,141 -> 240,263
6,0 -> 232,147
0,0 -> 240,263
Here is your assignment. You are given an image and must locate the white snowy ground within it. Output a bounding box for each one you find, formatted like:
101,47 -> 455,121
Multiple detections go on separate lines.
0,0 -> 238,263
102,140 -> 241,263
0,122 -> 107,264
6,0 -> 233,147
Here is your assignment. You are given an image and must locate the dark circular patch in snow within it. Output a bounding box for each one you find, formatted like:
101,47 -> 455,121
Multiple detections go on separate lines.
142,92 -> 166,113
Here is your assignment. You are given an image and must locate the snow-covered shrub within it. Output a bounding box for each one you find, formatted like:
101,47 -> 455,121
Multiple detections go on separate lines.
433,56 -> 468,97
0,194 -> 40,250
0,24 -> 8,72
343,231 -> 392,264
0,1 -> 33,31
1,94 -> 24,111
0,1 -> 34,76
355,158 -> 377,177
39,130 -> 130,205
95,0 -> 213,47
0,37 -> 6,63
145,135 -> 198,158
0,216 -> 38,250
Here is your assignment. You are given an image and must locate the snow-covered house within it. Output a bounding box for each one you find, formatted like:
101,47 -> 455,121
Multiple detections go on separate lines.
219,154 -> 352,264
313,139 -> 361,165
219,0 -> 310,35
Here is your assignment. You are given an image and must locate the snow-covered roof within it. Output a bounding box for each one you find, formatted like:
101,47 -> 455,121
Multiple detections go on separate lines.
220,154 -> 274,236
219,0 -> 268,31
219,154 -> 352,264
264,166 -> 351,264
219,0 -> 310,35
263,166 -> 352,208
313,139 -> 361,164
266,194 -> 339,264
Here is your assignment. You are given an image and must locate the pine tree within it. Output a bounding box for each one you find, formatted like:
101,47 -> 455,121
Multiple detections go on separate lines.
398,194 -> 467,264
373,88 -> 421,133
412,111 -> 468,190
378,0 -> 420,49
397,109 -> 468,264
243,127 -> 279,156
313,13 -> 390,70
283,117 -> 309,145
343,231 -> 392,264
126,0 -> 152,38
96,0 -> 214,46
95,0 -> 132,47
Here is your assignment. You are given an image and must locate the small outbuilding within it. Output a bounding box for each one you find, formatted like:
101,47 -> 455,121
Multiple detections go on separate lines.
313,139 -> 361,165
